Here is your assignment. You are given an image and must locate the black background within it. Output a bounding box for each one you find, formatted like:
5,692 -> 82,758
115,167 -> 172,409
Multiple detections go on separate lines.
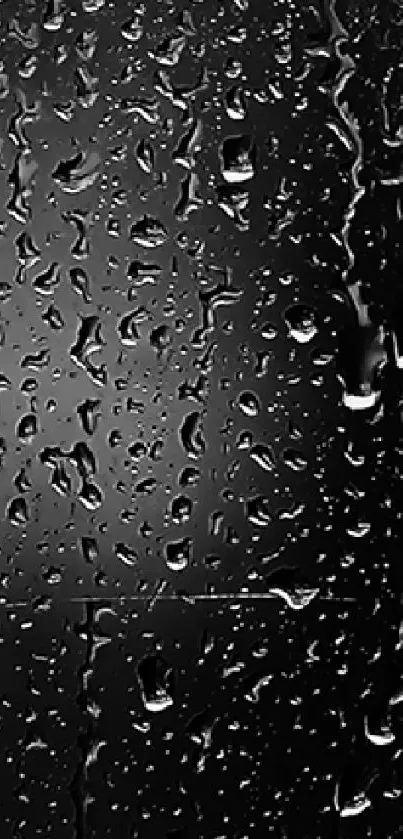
0,0 -> 401,837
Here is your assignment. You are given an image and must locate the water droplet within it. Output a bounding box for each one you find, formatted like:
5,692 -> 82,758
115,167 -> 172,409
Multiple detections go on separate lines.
178,411 -> 206,460
129,214 -> 168,248
16,412 -> 38,444
114,542 -> 138,567
249,443 -> 276,472
237,390 -> 261,417
219,134 -> 256,183
164,536 -> 193,571
6,495 -> 30,526
137,654 -> 174,713
283,303 -> 319,343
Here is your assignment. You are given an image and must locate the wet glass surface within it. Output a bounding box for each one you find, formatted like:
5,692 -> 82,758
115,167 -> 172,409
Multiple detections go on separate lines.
0,0 -> 402,836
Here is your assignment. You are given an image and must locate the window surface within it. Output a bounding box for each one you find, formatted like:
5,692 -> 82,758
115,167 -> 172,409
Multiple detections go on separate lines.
0,1 -> 401,837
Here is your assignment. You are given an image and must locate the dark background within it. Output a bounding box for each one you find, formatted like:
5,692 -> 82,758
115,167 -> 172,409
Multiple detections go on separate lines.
0,0 -> 401,836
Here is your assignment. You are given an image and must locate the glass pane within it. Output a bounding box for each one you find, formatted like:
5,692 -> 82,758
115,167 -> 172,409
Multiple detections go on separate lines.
0,0 -> 401,836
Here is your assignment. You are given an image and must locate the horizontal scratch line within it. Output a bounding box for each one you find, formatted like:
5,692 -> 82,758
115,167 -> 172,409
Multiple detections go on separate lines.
0,593 -> 358,607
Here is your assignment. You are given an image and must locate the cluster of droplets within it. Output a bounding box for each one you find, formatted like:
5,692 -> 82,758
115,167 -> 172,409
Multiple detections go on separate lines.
0,0 -> 401,836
